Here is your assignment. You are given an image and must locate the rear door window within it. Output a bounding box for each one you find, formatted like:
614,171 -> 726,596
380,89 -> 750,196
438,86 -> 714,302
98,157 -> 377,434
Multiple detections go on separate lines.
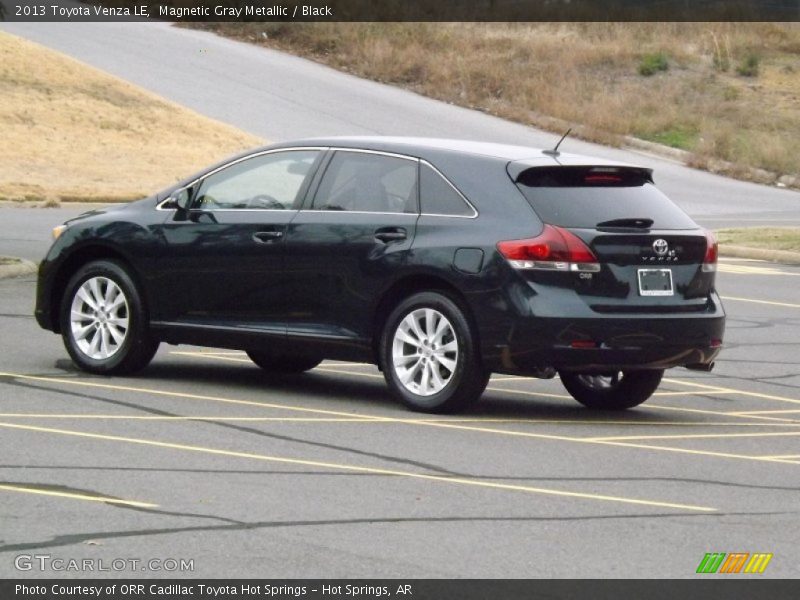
514,166 -> 696,230
312,151 -> 418,214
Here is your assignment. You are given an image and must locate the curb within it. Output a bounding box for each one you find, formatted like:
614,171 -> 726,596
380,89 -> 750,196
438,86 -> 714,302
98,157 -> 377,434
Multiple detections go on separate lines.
0,257 -> 38,280
719,245 -> 800,266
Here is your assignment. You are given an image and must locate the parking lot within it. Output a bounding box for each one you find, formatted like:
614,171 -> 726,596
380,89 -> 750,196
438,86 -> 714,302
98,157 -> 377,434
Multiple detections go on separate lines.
1,233 -> 799,577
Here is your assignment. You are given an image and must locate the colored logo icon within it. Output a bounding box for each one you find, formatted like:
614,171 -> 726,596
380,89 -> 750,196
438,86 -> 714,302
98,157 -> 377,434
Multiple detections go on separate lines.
696,552 -> 773,574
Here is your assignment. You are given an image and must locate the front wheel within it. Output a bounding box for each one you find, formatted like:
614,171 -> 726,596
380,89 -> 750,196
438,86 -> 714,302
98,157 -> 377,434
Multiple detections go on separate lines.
61,260 -> 159,375
559,370 -> 664,410
380,292 -> 489,413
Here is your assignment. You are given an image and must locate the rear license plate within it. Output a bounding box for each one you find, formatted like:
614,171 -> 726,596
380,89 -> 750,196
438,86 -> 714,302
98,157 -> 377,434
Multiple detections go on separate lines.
637,268 -> 674,296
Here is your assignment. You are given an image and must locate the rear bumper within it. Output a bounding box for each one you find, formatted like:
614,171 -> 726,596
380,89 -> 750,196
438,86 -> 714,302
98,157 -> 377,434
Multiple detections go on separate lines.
490,302 -> 725,375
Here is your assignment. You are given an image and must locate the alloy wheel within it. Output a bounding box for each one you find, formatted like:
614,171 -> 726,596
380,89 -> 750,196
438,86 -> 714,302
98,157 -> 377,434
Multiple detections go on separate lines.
391,308 -> 458,396
69,276 -> 129,360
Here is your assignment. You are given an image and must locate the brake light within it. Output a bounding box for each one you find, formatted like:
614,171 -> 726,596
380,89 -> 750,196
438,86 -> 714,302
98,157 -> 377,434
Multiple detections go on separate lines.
497,225 -> 600,272
702,230 -> 718,272
584,174 -> 622,184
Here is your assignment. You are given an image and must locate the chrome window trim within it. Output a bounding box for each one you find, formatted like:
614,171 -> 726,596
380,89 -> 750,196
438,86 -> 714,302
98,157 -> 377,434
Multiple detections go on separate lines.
157,146 -> 478,219
158,147 -> 328,213
325,147 -> 420,162
418,160 -> 479,219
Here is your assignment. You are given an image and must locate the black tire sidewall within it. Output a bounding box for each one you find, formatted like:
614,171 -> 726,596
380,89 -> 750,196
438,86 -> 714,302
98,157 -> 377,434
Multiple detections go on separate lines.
61,260 -> 151,374
246,350 -> 322,373
380,291 -> 486,413
560,370 -> 664,410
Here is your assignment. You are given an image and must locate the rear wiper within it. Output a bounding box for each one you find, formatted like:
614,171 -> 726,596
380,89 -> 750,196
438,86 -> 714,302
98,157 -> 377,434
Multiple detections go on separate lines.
596,218 -> 654,229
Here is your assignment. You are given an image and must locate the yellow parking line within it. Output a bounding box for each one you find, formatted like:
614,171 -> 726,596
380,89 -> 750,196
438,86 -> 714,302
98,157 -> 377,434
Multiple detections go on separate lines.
757,454 -> 800,459
720,295 -> 800,309
403,419 -> 800,466
0,414 -> 373,422
172,352 -> 252,364
645,404 -> 799,424
315,367 -> 385,379
718,265 -> 800,276
174,351 -> 795,413
0,371 -> 391,421
3,371 -> 797,467
731,409 -> 800,416
664,377 -> 800,407
1,413 -> 800,428
652,390 -> 730,397
0,421 -> 715,512
587,431 -> 800,442
0,483 -> 157,508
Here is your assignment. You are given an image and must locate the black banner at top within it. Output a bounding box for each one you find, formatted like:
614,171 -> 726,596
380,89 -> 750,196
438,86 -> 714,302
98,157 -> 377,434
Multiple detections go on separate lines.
2,0 -> 799,22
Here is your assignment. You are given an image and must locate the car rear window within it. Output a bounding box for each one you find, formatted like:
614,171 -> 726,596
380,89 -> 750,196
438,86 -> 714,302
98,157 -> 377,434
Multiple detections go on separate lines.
514,166 -> 696,230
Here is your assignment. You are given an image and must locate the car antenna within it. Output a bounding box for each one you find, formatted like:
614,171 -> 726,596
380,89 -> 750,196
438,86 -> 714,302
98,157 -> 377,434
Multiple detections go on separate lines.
542,128 -> 572,157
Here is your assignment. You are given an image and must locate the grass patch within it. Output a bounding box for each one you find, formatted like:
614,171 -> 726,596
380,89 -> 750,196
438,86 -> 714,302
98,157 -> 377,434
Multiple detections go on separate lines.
0,32 -> 262,203
736,52 -> 761,77
192,23 -> 800,178
638,52 -> 669,76
716,228 -> 800,253
0,257 -> 22,266
639,127 -> 698,150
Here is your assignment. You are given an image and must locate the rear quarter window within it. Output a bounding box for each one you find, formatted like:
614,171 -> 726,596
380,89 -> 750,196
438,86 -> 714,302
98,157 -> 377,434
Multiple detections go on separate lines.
419,163 -> 475,217
514,166 -> 696,230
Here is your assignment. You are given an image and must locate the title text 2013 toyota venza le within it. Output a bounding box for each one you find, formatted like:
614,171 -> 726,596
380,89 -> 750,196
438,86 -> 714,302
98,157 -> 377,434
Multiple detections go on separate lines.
35,138 -> 725,413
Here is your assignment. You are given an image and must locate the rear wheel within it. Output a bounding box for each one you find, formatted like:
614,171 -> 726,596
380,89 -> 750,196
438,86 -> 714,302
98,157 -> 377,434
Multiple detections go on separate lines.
246,350 -> 322,374
380,292 -> 489,413
559,370 -> 664,410
61,260 -> 159,375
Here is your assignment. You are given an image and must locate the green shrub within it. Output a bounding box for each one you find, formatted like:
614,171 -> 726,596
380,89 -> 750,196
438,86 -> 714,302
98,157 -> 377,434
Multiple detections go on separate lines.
736,52 -> 760,77
638,52 -> 669,76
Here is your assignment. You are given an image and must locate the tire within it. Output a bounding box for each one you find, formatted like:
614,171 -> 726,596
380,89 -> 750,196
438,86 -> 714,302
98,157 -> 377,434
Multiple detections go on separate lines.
380,291 -> 489,413
61,260 -> 159,375
559,370 -> 664,410
246,350 -> 322,374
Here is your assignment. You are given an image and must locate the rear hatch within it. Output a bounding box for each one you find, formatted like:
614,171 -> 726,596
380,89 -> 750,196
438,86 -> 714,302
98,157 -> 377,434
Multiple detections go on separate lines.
504,165 -> 717,313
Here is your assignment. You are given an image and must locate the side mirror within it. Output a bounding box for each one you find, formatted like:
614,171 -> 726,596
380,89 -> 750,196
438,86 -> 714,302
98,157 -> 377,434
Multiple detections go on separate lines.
168,188 -> 191,211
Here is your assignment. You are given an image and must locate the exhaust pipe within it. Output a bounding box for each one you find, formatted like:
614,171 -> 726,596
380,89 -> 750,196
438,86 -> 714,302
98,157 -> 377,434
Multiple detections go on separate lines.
685,362 -> 715,372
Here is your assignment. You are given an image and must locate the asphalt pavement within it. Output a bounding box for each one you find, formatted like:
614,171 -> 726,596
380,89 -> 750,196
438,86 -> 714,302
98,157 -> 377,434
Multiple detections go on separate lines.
0,21 -> 799,580
1,256 -> 799,577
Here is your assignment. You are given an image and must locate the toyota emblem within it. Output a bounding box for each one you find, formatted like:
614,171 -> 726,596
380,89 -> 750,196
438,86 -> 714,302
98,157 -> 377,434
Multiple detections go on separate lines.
652,239 -> 669,256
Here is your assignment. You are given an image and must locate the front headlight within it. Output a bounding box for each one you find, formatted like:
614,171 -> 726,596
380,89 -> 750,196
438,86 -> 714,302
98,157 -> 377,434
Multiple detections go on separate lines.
52,225 -> 67,240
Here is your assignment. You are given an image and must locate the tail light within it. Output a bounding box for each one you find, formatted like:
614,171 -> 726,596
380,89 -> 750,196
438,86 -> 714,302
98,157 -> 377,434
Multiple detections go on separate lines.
702,230 -> 718,272
497,225 -> 600,273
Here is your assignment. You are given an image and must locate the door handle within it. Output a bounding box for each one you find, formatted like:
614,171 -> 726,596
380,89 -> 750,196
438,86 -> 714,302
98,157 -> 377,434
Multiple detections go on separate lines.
252,230 -> 284,243
374,228 -> 407,243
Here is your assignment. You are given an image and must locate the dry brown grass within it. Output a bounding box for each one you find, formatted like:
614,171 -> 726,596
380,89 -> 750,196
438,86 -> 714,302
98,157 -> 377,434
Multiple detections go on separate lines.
197,23 -> 800,178
0,32 -> 262,203
717,227 -> 800,253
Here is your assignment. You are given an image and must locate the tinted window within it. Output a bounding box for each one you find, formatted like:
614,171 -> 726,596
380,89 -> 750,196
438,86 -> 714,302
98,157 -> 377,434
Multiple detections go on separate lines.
419,163 -> 474,216
195,150 -> 319,210
514,166 -> 696,230
313,151 -> 417,213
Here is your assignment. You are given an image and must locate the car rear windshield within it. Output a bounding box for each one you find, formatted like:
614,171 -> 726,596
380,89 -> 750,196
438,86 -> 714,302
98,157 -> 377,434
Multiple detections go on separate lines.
514,166 -> 696,230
